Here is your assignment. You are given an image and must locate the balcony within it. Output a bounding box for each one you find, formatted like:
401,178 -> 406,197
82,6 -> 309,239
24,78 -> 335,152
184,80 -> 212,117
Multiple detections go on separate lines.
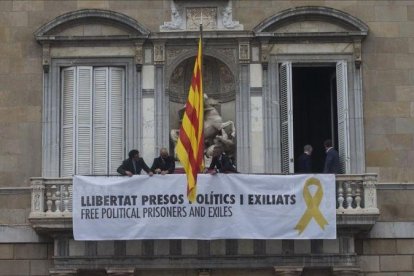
29,174 -> 379,234
28,174 -> 380,274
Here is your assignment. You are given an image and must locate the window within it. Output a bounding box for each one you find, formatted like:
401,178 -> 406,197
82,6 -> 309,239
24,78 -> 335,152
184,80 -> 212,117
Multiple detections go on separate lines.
61,66 -> 125,176
279,61 -> 350,174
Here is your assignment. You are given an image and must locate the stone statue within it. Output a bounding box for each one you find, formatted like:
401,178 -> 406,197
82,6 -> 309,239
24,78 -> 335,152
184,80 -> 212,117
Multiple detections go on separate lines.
221,5 -> 243,30
160,3 -> 183,31
170,94 -> 236,166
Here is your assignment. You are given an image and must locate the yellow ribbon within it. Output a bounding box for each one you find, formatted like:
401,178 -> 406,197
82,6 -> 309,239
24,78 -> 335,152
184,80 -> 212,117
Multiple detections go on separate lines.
294,177 -> 329,234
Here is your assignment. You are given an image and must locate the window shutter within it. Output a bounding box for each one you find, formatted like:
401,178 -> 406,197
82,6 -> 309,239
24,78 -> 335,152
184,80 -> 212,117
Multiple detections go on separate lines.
279,62 -> 294,173
336,61 -> 351,173
109,68 -> 125,174
93,67 -> 109,174
76,67 -> 93,175
61,67 -> 76,177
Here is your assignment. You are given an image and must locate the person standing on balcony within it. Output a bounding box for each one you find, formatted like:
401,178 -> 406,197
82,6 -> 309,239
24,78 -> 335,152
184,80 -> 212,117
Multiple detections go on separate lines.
297,144 -> 313,173
323,139 -> 340,174
117,149 -> 154,176
151,148 -> 175,175
206,145 -> 237,174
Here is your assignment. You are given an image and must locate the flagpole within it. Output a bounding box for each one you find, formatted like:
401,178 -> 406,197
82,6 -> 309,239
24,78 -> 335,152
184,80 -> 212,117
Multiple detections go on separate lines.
199,23 -> 205,169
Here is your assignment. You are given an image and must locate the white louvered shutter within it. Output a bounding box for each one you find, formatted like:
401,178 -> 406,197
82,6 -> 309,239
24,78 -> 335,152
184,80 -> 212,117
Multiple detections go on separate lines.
109,68 -> 124,174
93,67 -> 109,174
76,67 -> 93,175
336,61 -> 351,173
279,62 -> 294,173
61,67 -> 76,177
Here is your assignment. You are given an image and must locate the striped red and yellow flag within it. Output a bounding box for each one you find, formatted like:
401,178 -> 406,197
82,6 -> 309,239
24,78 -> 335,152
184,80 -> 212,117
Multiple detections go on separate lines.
176,38 -> 204,203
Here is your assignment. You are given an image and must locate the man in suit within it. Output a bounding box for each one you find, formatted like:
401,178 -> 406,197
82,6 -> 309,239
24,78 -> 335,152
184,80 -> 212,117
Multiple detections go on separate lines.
117,149 -> 153,176
297,144 -> 313,173
151,148 -> 175,175
206,145 -> 237,174
323,139 -> 340,174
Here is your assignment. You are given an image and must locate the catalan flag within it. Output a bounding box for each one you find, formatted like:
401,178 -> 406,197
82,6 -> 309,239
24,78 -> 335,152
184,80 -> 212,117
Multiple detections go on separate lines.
176,37 -> 204,202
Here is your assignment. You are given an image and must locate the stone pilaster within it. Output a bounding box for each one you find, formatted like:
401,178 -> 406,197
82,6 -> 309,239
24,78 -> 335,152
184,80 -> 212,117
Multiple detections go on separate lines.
153,41 -> 169,152
237,40 -> 251,172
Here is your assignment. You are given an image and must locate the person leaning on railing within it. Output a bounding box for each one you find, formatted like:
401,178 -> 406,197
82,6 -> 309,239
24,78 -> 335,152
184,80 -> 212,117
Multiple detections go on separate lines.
150,147 -> 175,175
117,149 -> 154,177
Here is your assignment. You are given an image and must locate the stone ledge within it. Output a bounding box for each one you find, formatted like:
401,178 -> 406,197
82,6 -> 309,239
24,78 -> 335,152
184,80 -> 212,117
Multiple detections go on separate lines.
0,225 -> 49,243
53,254 -> 357,270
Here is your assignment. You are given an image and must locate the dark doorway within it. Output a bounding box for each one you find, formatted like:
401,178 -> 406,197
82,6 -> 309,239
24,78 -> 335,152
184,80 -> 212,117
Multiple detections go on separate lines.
293,66 -> 338,173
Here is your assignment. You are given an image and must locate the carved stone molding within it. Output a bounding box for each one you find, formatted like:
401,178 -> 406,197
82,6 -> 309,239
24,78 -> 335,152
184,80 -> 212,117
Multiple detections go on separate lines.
166,48 -> 187,65
42,43 -> 50,73
135,42 -> 144,71
216,48 -> 237,64
274,266 -> 303,276
31,179 -> 45,213
107,268 -> 135,276
260,40 -> 271,65
353,39 -> 362,68
49,269 -> 77,276
239,42 -> 250,63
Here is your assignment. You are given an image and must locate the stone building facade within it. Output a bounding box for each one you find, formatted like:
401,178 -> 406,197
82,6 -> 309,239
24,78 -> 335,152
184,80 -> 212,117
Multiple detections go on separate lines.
0,0 -> 413,275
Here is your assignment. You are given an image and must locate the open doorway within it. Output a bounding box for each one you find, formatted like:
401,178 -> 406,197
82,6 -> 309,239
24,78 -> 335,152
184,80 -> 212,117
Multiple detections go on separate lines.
292,66 -> 338,173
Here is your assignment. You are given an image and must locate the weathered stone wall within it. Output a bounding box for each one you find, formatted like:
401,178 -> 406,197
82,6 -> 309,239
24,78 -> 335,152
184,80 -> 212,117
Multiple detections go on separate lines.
358,188 -> 414,275
0,0 -> 414,275
1,0 -> 413,186
0,243 -> 52,276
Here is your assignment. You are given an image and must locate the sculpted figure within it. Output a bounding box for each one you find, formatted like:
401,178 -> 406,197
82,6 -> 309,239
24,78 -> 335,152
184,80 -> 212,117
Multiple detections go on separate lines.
170,94 -> 236,166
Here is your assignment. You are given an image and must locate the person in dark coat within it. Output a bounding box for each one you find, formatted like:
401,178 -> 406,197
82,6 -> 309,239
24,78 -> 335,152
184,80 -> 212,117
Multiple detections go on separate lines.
151,148 -> 175,175
297,144 -> 313,173
117,149 -> 153,176
207,145 -> 237,174
323,139 -> 340,174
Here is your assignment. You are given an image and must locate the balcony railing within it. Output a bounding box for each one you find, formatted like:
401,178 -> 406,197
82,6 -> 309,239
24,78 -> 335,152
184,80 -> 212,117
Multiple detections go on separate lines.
29,174 -> 379,232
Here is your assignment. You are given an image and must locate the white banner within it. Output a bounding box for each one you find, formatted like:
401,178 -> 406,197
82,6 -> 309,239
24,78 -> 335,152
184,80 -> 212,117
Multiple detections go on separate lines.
73,174 -> 336,240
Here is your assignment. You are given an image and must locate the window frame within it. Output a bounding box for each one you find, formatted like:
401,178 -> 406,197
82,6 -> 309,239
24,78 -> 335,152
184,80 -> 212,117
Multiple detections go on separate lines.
43,58 -> 138,177
265,54 -> 365,174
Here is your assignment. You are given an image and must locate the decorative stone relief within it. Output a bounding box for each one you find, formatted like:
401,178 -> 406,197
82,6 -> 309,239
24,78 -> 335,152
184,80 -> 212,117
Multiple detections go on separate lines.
239,42 -> 250,62
166,48 -> 186,65
31,180 -> 45,213
260,41 -> 270,64
160,1 -> 243,31
154,43 -> 165,63
187,7 -> 217,30
217,48 -> 237,63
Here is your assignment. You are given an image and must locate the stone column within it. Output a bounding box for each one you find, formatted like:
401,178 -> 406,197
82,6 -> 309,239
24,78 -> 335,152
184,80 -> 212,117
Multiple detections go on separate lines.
237,41 -> 251,172
274,266 -> 303,276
